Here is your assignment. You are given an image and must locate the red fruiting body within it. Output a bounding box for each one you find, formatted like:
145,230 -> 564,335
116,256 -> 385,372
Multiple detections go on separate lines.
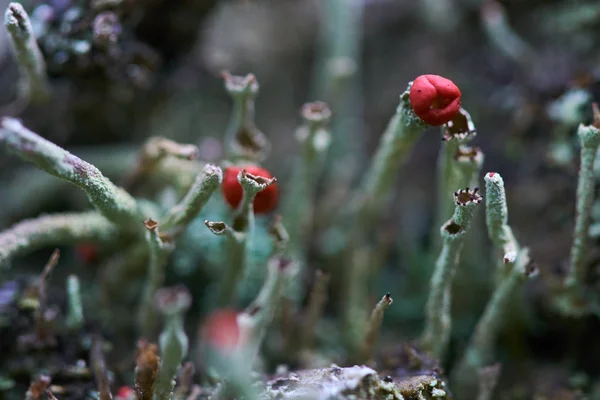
203,309 -> 241,352
222,165 -> 279,213
116,386 -> 135,400
409,74 -> 461,126
76,243 -> 98,264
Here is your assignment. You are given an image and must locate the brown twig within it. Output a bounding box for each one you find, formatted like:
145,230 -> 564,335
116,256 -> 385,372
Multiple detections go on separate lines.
35,249 -> 59,343
90,336 -> 113,400
134,339 -> 159,400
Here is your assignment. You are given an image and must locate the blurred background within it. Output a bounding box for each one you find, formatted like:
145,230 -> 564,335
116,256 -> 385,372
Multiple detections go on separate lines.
2,0 -> 600,398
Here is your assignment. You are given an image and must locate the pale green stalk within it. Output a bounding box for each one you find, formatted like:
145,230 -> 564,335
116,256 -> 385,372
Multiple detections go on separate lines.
354,87 -> 427,227
434,107 -> 478,243
207,257 -> 295,400
66,275 -> 84,330
153,157 -> 204,195
153,286 -> 191,400
566,121 -> 600,290
436,139 -> 460,226
452,249 -> 534,397
0,118 -> 144,229
138,220 -> 173,338
481,0 -> 535,67
0,212 -> 117,269
204,220 -> 245,307
283,102 -> 331,305
160,164 -> 222,232
222,73 -> 269,162
484,172 -> 519,264
451,173 -> 532,397
311,0 -> 364,193
422,188 -> 482,359
5,2 -> 49,103
343,85 -> 427,350
224,170 -> 276,305
237,256 -> 297,365
125,137 -> 199,191
232,169 -> 274,232
284,102 -> 332,260
358,293 -> 393,364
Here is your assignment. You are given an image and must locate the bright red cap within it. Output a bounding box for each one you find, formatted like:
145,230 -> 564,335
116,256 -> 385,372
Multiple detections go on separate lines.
202,309 -> 241,352
222,165 -> 279,214
409,74 -> 461,126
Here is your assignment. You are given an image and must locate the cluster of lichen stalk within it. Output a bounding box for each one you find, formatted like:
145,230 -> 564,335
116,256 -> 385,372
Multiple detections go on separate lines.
2,2 -> 600,400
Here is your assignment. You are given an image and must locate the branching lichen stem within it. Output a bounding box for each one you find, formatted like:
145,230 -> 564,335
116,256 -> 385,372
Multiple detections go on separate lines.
0,118 -> 144,228
160,164 -> 222,233
0,212 -> 117,269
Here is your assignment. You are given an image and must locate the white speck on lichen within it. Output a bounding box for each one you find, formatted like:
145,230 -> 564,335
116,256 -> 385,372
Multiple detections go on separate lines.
431,388 -> 447,397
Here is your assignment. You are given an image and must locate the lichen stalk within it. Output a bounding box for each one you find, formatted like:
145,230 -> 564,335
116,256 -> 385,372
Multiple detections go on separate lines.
311,0 -> 364,208
0,211 -> 118,269
4,2 -> 50,103
66,274 -> 85,331
565,115 -> 600,292
200,256 -> 292,400
160,164 -> 222,233
284,102 -> 332,261
222,72 -> 269,162
353,86 -> 427,226
238,256 -> 297,366
138,219 -> 173,339
484,172 -> 519,264
422,187 -> 482,359
204,220 -> 245,307
435,107 -> 479,238
0,118 -> 144,228
481,0 -> 535,67
343,85 -> 427,350
153,157 -> 204,195
125,137 -> 199,191
453,249 -> 534,397
210,170 -> 277,306
436,139 -> 460,226
358,293 -> 393,364
233,169 -> 276,232
153,285 -> 191,400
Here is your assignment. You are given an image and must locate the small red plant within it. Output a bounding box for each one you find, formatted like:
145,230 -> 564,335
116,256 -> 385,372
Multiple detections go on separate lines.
409,74 -> 461,126
202,309 -> 241,352
222,165 -> 279,213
